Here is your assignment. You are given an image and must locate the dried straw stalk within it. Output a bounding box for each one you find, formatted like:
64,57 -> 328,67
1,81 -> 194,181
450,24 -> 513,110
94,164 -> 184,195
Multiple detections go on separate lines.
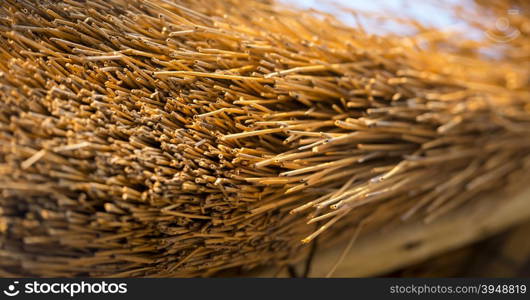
0,0 -> 529,277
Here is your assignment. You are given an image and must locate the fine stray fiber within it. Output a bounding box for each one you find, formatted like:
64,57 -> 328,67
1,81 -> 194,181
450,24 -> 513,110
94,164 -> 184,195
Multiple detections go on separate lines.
0,0 -> 529,277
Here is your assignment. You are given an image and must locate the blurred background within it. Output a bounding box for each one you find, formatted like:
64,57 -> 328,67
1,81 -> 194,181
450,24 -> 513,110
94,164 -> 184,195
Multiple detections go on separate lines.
285,0 -> 526,59
288,0 -> 461,28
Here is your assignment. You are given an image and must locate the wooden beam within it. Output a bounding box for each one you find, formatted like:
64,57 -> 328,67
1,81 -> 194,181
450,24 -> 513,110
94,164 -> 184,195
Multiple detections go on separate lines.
256,186 -> 530,277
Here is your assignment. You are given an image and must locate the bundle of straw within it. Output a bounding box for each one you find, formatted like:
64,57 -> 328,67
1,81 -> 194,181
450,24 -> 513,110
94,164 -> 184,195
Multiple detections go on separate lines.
0,0 -> 529,277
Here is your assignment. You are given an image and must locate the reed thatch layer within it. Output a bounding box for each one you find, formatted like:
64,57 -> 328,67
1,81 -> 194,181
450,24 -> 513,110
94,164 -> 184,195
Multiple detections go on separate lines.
0,0 -> 529,277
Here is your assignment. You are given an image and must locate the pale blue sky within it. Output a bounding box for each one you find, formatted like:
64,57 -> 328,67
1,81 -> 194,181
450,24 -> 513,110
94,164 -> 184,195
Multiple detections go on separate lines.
283,1 -> 518,59
284,0 -> 472,35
